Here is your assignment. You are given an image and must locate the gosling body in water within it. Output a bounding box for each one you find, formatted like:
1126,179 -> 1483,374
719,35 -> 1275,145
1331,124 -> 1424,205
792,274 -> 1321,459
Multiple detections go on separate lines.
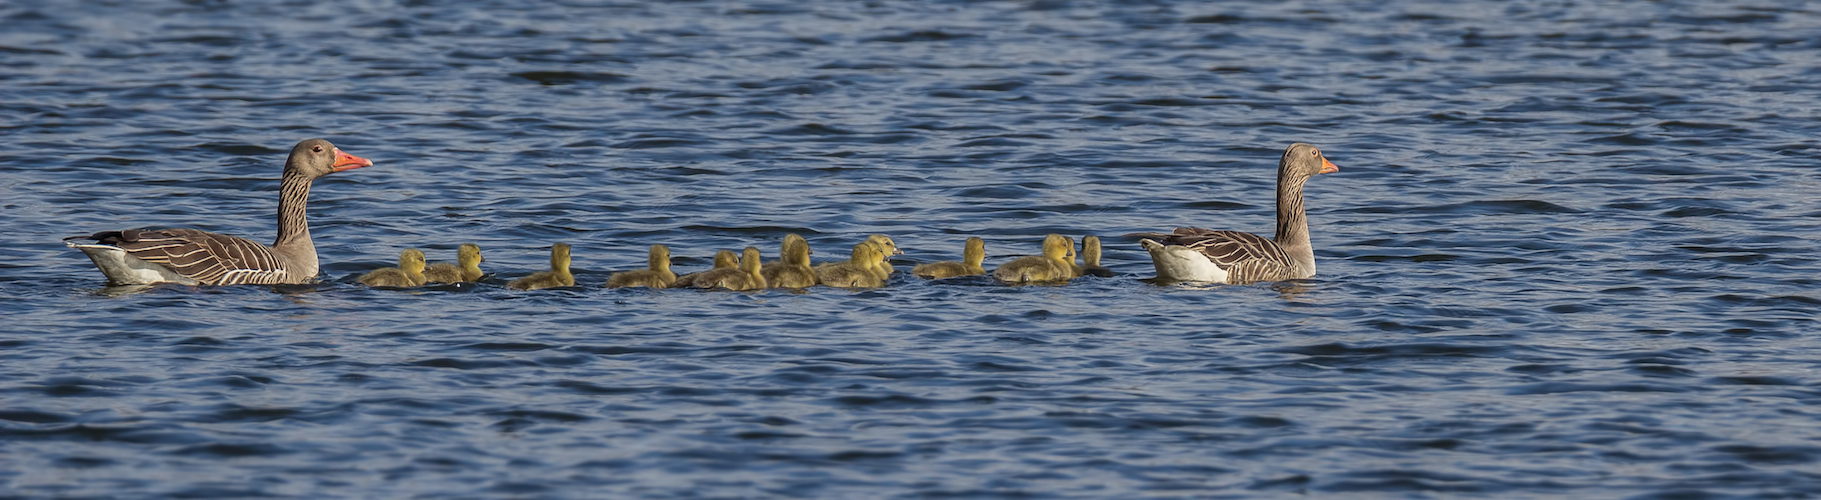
1079,236 -> 1114,277
606,244 -> 677,289
423,243 -> 485,284
761,234 -> 818,288
690,246 -> 766,291
912,237 -> 985,279
993,234 -> 1074,284
673,249 -> 738,288
359,249 -> 428,287
509,243 -> 575,290
818,243 -> 887,288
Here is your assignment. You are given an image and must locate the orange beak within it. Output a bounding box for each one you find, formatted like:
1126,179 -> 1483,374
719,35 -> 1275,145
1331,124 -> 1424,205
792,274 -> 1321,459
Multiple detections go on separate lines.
332,148 -> 374,172
1320,157 -> 1339,174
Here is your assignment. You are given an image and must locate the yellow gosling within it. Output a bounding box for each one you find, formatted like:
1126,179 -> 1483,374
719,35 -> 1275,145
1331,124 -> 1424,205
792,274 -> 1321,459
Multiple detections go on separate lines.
673,249 -> 738,288
992,234 -> 1074,284
866,234 -> 903,256
817,243 -> 886,288
423,243 -> 485,284
814,237 -> 889,269
1081,235 -> 1114,277
912,237 -> 986,279
359,248 -> 428,287
1062,236 -> 1084,277
508,243 -> 575,290
761,234 -> 818,288
867,234 -> 900,278
606,244 -> 677,288
690,246 -> 766,291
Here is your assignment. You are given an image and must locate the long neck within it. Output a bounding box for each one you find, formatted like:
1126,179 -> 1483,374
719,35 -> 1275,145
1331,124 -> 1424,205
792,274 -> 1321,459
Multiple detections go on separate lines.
273,171 -> 318,277
1274,171 -> 1316,275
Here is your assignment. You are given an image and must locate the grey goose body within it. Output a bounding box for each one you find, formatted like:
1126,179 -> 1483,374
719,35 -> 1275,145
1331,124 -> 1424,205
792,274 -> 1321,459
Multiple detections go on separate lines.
1127,143 -> 1338,284
64,139 -> 373,286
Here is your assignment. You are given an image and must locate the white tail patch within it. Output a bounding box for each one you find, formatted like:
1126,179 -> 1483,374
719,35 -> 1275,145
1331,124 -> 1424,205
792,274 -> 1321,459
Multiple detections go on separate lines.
1140,239 -> 1229,283
66,242 -> 201,286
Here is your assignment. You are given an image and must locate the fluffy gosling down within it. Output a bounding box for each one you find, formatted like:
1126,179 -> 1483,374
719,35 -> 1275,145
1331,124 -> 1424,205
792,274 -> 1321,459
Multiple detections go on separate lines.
993,234 -> 1075,284
1080,235 -> 1114,277
761,234 -> 819,288
818,242 -> 888,288
423,243 -> 485,284
606,244 -> 677,289
508,243 -> 575,290
359,248 -> 429,287
913,237 -> 986,279
673,249 -> 738,288
690,246 -> 767,291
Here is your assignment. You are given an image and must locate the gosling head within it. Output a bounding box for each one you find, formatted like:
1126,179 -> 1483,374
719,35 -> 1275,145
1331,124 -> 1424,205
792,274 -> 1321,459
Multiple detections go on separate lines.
1041,234 -> 1070,261
1082,236 -> 1102,267
783,235 -> 812,266
740,247 -> 764,274
712,249 -> 739,269
550,243 -> 572,270
648,244 -> 671,271
401,248 -> 427,274
963,237 -> 986,266
866,234 -> 903,256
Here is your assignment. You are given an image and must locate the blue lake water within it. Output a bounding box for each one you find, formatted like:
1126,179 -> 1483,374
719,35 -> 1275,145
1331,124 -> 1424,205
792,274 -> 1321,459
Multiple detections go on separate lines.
3,0 -> 1820,497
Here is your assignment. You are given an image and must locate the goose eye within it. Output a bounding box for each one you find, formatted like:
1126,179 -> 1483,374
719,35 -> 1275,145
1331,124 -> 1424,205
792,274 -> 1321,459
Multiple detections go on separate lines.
312,145 -> 324,153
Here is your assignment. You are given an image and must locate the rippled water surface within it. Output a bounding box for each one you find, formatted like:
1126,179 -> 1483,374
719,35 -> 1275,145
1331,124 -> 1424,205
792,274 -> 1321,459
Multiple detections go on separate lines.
4,0 -> 1821,497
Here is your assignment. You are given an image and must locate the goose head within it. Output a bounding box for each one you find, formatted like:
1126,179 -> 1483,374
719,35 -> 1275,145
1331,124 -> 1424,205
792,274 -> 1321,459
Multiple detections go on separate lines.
1281,143 -> 1339,180
400,248 -> 427,275
865,234 -> 903,256
648,244 -> 672,272
711,249 -> 739,269
1041,234 -> 1070,261
287,138 -> 373,179
783,235 -> 812,266
962,237 -> 986,267
740,247 -> 764,276
550,243 -> 572,272
457,243 -> 484,267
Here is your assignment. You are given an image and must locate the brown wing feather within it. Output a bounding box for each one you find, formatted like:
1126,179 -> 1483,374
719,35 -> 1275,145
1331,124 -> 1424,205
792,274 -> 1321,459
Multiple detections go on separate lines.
1124,227 -> 1293,283
90,228 -> 288,285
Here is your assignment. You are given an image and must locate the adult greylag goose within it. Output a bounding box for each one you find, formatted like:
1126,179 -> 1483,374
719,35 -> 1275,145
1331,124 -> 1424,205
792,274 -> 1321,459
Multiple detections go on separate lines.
508,243 -> 575,290
1127,143 -> 1338,284
817,243 -> 886,288
761,234 -> 818,288
912,237 -> 985,279
359,248 -> 428,287
423,243 -> 485,284
1079,236 -> 1114,278
606,244 -> 677,289
689,246 -> 766,291
673,249 -> 738,288
993,234 -> 1074,284
63,139 -> 373,285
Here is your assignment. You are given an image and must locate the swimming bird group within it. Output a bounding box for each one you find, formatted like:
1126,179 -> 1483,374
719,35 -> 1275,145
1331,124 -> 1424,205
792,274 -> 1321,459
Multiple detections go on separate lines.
64,139 -> 1339,289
